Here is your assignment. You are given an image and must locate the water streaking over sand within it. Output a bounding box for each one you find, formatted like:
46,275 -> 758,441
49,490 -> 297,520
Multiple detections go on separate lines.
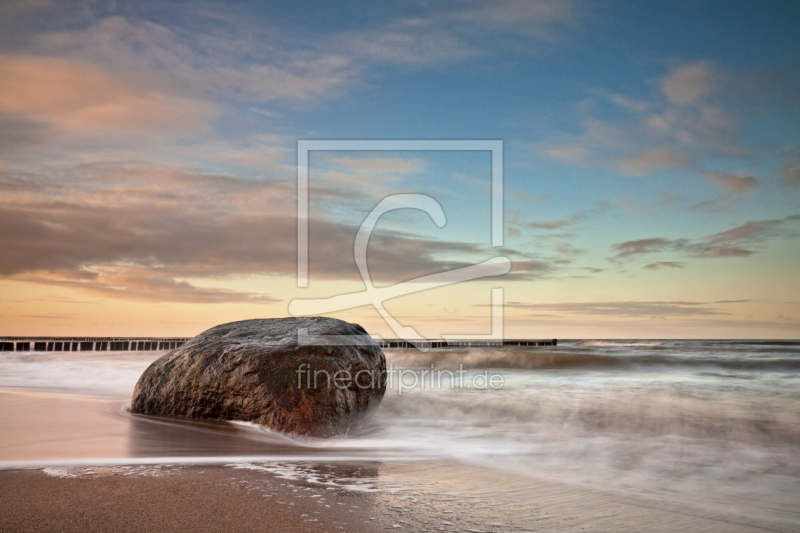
1,340 -> 799,528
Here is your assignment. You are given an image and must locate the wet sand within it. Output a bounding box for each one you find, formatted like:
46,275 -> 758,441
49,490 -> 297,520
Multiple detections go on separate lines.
0,389 -> 384,463
0,465 -> 385,533
0,390 -> 130,462
1,385 -> 795,532
1,462 -> 794,532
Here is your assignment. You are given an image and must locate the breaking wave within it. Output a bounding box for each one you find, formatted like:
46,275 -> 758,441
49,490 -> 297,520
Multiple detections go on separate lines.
578,340 -> 664,347
384,346 -> 800,371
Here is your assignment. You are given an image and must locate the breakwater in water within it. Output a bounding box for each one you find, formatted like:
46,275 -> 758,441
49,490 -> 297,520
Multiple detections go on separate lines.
0,337 -> 189,352
0,337 -> 556,351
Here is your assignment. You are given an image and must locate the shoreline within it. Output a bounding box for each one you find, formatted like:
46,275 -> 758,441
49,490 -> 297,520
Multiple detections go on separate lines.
2,460 -> 794,532
0,464 -> 387,533
2,346 -> 799,532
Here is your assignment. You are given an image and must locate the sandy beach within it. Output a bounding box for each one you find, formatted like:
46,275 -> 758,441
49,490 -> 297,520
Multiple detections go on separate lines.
3,461 -> 796,532
2,341 -> 800,532
0,465 -> 384,533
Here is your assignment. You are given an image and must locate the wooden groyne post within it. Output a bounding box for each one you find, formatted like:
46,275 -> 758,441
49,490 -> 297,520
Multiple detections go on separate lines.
1,337 -> 558,351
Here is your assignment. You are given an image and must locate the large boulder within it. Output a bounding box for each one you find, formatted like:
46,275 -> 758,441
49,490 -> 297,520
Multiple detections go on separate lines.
130,317 -> 386,437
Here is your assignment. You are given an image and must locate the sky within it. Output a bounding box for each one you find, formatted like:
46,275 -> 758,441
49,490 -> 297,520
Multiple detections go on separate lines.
1,0 -> 799,339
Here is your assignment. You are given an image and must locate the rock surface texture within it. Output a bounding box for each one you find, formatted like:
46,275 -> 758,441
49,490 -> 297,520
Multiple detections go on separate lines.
130,318 -> 386,437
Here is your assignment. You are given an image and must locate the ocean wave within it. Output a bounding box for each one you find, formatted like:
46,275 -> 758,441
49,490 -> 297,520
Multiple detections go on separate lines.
578,340 -> 664,347
0,353 -> 150,396
375,385 -> 800,447
384,347 -> 800,371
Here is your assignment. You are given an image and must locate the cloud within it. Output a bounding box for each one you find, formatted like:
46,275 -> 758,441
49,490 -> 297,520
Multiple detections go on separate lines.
0,54 -> 213,132
451,0 -> 578,31
507,260 -> 552,280
323,155 -> 423,174
543,144 -> 597,164
0,0 -> 51,20
28,3 -> 581,109
602,92 -> 648,113
308,154 -> 426,201
539,61 -> 770,181
0,114 -> 48,153
611,215 -> 799,261
706,219 -> 784,244
643,261 -> 684,270
556,243 -> 584,256
527,203 -> 608,231
451,172 -> 492,195
21,268 -> 278,305
506,300 -> 726,317
661,61 -> 719,105
345,25 -> 474,66
35,16 -> 354,104
702,172 -> 758,194
529,218 -> 571,230
0,161 -> 547,302
783,165 -> 800,183
612,238 -> 673,259
619,149 -> 689,176
347,0 -> 580,65
689,196 -> 743,212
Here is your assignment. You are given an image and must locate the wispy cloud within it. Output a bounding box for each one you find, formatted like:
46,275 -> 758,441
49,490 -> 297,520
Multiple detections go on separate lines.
0,160 -> 549,301
0,54 -> 214,132
783,164 -> 800,183
345,0 -> 580,65
643,261 -> 684,270
611,215 -> 800,261
309,154 -> 425,201
542,144 -> 597,164
25,2 -> 581,110
323,155 -> 423,174
612,238 -> 674,259
34,15 -> 354,104
527,203 -> 608,231
529,218 -> 572,230
702,172 -> 758,194
689,196 -> 743,212
660,61 -> 719,105
506,300 -> 726,317
618,149 -> 689,176
0,0 -> 51,20
538,61 -> 784,185
21,267 -> 278,305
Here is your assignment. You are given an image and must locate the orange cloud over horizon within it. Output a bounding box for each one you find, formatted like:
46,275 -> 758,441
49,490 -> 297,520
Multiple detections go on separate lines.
0,54 -> 213,132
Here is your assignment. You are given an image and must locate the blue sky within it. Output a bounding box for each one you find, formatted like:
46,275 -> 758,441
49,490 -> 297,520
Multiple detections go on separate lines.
0,0 -> 798,338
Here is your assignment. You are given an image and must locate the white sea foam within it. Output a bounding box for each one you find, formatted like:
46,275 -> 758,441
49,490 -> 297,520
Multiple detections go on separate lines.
42,465 -> 177,478
0,350 -> 161,397
578,340 -> 664,347
42,467 -> 80,478
2,340 -> 799,524
227,462 -> 398,493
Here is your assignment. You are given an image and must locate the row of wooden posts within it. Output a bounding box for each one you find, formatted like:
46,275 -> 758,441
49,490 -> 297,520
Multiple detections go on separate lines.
375,339 -> 558,348
0,337 -> 557,352
0,338 -> 189,352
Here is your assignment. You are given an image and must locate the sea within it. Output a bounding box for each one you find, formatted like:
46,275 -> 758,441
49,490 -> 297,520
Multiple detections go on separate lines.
2,340 -> 799,528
